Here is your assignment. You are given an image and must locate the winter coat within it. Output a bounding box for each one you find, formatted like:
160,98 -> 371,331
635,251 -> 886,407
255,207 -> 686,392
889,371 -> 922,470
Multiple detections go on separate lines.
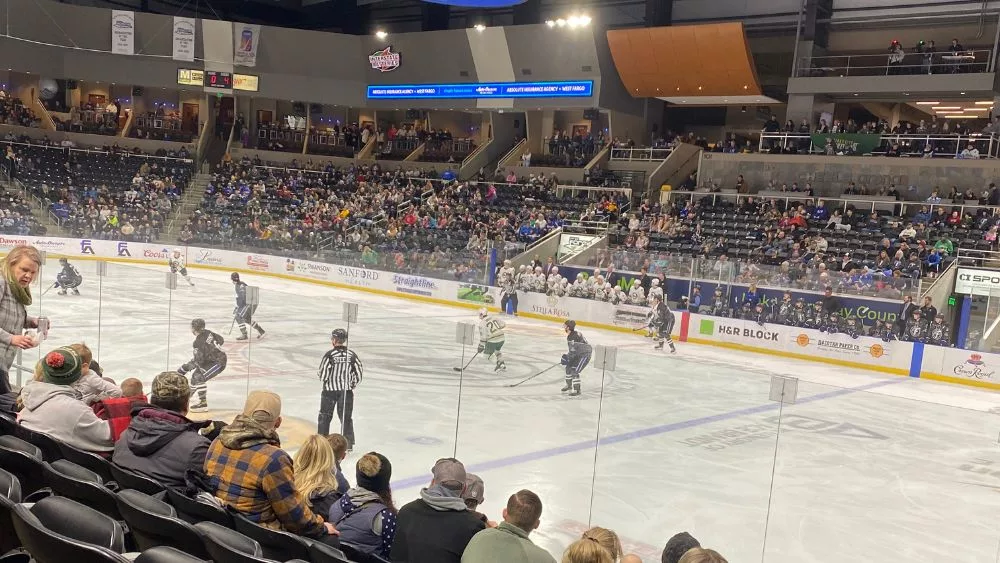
328,486 -> 396,557
73,372 -> 123,405
112,405 -> 210,488
18,381 -> 113,452
461,522 -> 556,563
391,485 -> 486,563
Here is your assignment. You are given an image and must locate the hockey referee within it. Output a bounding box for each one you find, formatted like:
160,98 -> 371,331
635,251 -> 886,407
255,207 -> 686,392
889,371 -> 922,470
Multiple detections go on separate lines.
317,328 -> 363,450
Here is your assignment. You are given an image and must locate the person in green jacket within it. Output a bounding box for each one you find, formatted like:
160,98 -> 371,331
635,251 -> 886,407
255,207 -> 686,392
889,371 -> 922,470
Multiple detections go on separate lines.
933,237 -> 954,256
461,490 -> 555,563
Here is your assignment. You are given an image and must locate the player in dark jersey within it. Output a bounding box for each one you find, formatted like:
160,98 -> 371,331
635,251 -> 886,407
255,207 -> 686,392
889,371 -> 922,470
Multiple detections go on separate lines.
902,308 -> 928,343
178,318 -> 227,412
232,272 -> 266,340
561,320 -> 592,397
650,295 -> 677,353
927,313 -> 952,347
55,257 -> 82,295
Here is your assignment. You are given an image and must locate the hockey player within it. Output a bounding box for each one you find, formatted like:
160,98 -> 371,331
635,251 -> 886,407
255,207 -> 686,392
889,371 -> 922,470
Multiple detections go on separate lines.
477,308 -> 507,372
169,249 -> 195,286
177,318 -> 227,412
569,273 -> 586,297
843,316 -> 862,339
775,292 -> 794,325
532,267 -> 546,292
232,272 -> 266,340
821,312 -> 843,334
628,283 -> 646,306
598,282 -> 614,302
499,272 -> 518,315
649,294 -> 677,353
560,320 -> 592,396
927,314 -> 952,346
516,265 -> 531,292
648,278 -> 664,303
902,308 -> 927,342
609,285 -> 627,305
708,288 -> 729,317
750,302 -> 769,326
792,298 -> 809,327
557,278 -> 570,297
547,266 -> 561,285
498,259 -> 515,282
806,301 -> 826,329
54,258 -> 82,295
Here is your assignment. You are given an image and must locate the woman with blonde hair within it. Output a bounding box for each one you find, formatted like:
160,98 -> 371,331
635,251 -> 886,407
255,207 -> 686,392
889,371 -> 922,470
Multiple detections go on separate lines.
678,548 -> 727,563
580,527 -> 622,561
293,435 -> 341,516
0,246 -> 44,393
562,537 -> 614,563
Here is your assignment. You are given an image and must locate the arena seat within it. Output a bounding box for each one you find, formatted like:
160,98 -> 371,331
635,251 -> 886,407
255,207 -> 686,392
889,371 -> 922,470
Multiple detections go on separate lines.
11,496 -> 129,563
115,489 -> 211,559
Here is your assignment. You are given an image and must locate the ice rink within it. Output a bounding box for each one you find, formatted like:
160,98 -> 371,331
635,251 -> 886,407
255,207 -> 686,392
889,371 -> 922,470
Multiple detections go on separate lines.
15,260 -> 1000,563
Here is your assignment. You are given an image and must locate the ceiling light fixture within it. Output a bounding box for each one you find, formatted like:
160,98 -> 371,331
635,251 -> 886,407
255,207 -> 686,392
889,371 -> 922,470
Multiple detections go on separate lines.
545,20 -> 555,27
375,30 -> 388,40
975,100 -> 995,105
915,101 -> 940,105
931,106 -> 961,110
474,24 -> 486,32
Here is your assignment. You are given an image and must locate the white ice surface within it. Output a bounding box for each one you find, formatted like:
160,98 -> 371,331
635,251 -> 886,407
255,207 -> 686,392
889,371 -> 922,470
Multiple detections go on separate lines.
17,260 -> 1000,563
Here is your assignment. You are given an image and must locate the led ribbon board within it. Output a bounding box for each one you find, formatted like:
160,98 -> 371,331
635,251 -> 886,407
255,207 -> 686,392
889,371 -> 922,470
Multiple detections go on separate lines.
367,80 -> 594,100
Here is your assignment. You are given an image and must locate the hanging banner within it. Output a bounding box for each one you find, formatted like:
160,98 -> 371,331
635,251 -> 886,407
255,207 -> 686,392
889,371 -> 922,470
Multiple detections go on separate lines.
172,17 -> 196,62
233,23 -> 261,67
111,10 -> 135,55
810,133 -> 881,155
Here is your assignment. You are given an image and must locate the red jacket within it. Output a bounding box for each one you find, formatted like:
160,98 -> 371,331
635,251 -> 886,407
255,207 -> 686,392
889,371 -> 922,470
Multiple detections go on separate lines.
93,395 -> 149,442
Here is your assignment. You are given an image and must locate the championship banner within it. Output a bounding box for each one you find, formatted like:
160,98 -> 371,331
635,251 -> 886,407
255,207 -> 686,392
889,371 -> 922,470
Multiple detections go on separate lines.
233,23 -> 261,67
111,10 -> 135,55
810,133 -> 881,155
172,17 -> 196,62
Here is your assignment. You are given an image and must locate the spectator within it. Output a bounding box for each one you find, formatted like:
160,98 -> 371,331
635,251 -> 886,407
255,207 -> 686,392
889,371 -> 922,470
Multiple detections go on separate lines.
461,489 -> 554,563
821,285 -> 843,314
960,143 -> 980,159
294,435 -> 342,516
678,549 -> 727,563
112,371 -> 214,488
462,474 -> 494,526
203,390 -> 338,540
327,433 -> 351,494
0,246 -> 42,394
69,342 -> 122,405
92,377 -> 147,442
920,296 -> 938,320
18,346 -> 113,452
662,532 -> 701,563
392,457 -> 486,563
580,528 -> 622,561
327,451 -> 397,558
562,538 -> 614,563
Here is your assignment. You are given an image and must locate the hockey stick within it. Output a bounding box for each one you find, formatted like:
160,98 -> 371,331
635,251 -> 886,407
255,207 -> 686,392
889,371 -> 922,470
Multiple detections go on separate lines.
506,362 -> 560,388
227,316 -> 237,335
452,350 -> 481,372
40,283 -> 57,297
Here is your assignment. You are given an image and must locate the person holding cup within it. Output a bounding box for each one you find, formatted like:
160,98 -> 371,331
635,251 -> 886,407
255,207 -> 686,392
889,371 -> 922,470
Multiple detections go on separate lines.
0,246 -> 45,394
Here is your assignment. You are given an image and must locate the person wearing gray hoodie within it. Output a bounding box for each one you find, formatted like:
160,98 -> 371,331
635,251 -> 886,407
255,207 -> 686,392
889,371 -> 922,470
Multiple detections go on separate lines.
391,458 -> 486,563
18,347 -> 114,453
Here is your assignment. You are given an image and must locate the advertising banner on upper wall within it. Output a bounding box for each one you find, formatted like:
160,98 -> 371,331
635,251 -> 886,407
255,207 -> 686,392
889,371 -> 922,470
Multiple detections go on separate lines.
172,17 -> 196,62
111,10 -> 135,55
955,268 -> 1000,295
233,23 -> 261,67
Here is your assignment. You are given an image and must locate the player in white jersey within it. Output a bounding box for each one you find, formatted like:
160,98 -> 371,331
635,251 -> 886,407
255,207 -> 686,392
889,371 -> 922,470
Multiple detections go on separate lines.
648,278 -> 664,302
169,249 -> 195,286
477,308 -> 507,372
629,283 -> 646,305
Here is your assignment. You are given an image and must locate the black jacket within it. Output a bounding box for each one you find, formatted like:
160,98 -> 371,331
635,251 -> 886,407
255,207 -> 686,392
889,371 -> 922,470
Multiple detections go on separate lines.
112,406 -> 211,489
391,491 -> 485,563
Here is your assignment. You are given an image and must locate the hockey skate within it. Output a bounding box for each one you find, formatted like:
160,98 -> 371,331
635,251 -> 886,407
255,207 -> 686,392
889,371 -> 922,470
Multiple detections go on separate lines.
189,399 -> 208,413
495,361 -> 506,372
654,341 -> 664,350
72,288 -> 79,295
236,334 -> 249,341
569,384 -> 581,397
58,289 -> 67,295
561,380 -> 572,393
256,330 -> 266,339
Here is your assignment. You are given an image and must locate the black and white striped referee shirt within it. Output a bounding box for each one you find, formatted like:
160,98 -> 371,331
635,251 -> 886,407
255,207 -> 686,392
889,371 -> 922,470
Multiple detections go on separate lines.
317,346 -> 364,391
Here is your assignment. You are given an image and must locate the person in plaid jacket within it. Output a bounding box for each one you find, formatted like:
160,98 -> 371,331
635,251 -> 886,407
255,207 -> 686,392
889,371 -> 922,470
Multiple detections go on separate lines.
204,390 -> 338,540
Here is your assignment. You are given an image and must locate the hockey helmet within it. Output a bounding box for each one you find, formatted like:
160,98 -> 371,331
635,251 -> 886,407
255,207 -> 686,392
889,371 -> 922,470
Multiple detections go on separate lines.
814,301 -> 823,309
503,259 -> 512,267
479,307 -> 489,319
191,318 -> 206,331
714,287 -> 723,295
650,278 -> 660,286
847,317 -> 857,325
551,266 -> 559,275
935,313 -> 944,321
651,293 -> 662,302
912,309 -> 921,317
576,272 -> 585,280
783,291 -> 792,300
604,282 -> 612,290
173,248 -> 182,256
331,328 -> 349,342
830,312 -> 840,320
564,319 -> 577,332
534,266 -> 543,273
58,257 -> 68,265
231,272 -> 240,282
755,301 -> 764,309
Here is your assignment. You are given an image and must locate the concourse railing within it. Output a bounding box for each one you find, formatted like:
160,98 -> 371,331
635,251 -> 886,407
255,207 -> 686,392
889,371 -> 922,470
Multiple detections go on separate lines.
609,147 -> 674,162
757,132 -> 999,159
797,48 -> 993,77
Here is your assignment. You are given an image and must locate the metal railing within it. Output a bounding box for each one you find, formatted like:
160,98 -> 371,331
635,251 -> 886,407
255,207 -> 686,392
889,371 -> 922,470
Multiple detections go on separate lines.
609,147 -> 674,162
2,139 -> 195,163
798,48 -> 993,77
757,132 -> 1000,159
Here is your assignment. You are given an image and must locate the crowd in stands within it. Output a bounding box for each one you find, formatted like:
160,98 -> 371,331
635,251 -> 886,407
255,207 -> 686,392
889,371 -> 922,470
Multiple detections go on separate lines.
131,109 -> 195,143
0,340 -> 729,563
0,137 -> 192,242
0,191 -> 44,235
257,116 -> 309,153
53,101 -> 121,136
0,91 -> 40,128
884,37 -> 976,75
529,130 -> 606,167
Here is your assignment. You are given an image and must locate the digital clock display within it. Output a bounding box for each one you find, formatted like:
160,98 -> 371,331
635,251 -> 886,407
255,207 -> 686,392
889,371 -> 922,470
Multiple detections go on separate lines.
206,71 -> 233,89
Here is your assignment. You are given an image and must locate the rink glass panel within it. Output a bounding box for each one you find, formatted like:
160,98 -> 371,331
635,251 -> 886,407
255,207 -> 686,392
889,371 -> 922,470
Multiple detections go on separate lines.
764,380 -> 1000,563
587,345 -> 780,562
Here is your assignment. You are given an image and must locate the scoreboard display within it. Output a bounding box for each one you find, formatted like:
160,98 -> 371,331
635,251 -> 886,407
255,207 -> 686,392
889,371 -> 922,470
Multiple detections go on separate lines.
177,69 -> 260,91
205,71 -> 233,89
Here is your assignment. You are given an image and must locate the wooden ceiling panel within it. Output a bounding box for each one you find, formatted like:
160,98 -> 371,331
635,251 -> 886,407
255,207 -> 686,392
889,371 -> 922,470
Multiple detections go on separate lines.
607,22 -> 762,99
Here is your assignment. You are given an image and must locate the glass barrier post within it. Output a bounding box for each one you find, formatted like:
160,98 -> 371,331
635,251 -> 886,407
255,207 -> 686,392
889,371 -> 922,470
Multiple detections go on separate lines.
586,344 -> 616,526
453,321 -> 476,457
95,260 -> 106,360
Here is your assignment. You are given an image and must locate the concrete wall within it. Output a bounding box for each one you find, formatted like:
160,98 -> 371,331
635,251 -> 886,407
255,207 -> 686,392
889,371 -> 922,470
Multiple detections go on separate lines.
697,153 -> 1000,199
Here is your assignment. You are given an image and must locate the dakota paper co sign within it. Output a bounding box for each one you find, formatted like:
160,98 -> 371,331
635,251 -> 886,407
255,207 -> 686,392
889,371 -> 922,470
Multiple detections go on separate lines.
369,47 -> 401,72
955,268 -> 1000,295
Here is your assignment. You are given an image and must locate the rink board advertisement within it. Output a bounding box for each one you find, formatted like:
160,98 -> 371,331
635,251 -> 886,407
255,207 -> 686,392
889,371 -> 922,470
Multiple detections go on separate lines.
687,314 -> 913,375
2,235 -> 998,389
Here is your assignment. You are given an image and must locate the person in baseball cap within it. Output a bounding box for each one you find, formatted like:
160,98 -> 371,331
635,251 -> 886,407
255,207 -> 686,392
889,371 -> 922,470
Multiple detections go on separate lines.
391,457 -> 486,562
112,371 -> 218,488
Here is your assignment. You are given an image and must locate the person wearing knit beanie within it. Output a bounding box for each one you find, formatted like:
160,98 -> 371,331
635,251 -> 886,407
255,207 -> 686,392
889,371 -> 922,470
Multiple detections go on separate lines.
357,452 -> 392,493
326,452 -> 398,558
18,346 -> 112,452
